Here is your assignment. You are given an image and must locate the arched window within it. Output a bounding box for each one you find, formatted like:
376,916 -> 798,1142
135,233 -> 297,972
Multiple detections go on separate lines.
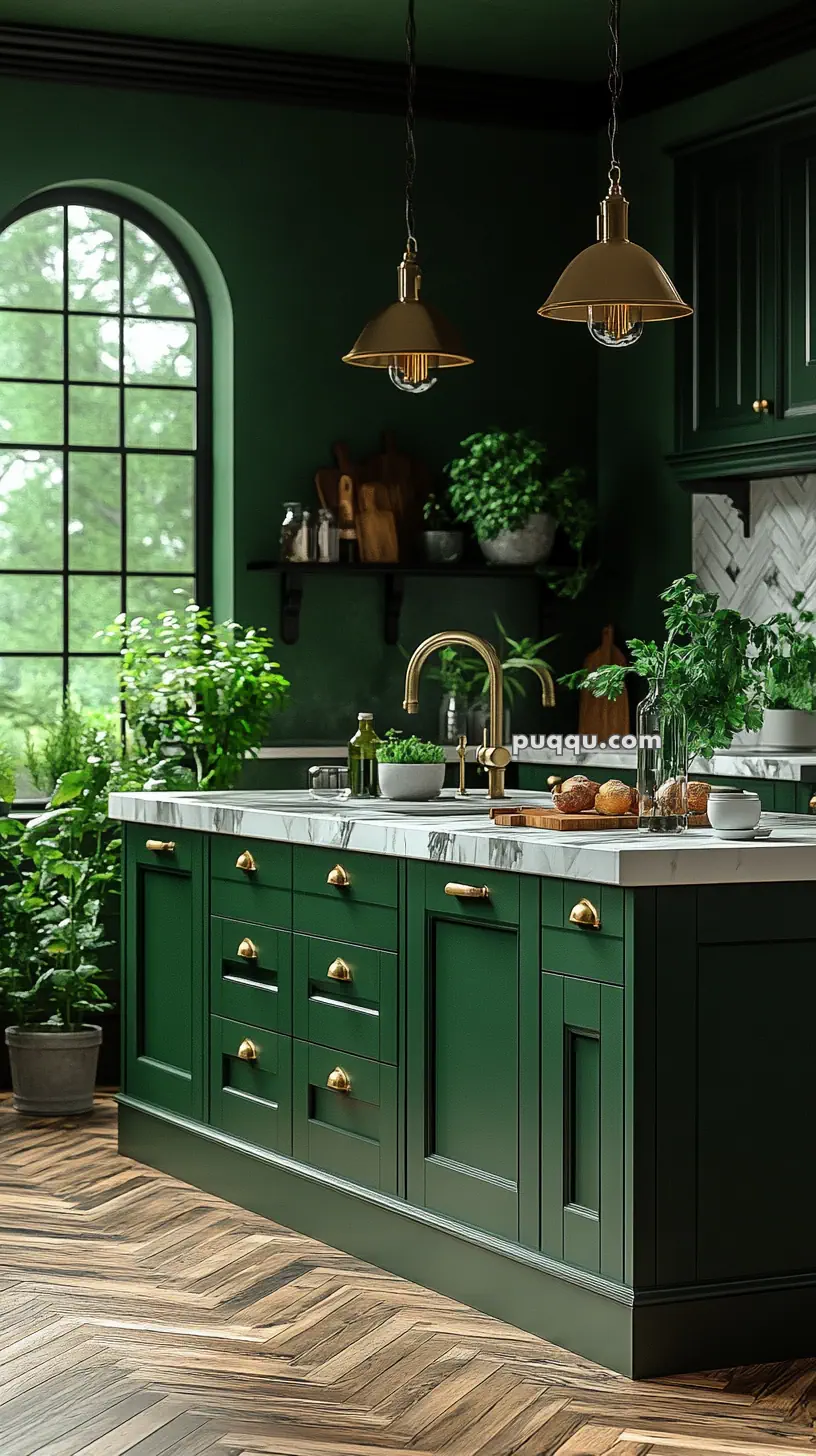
0,187 -> 211,743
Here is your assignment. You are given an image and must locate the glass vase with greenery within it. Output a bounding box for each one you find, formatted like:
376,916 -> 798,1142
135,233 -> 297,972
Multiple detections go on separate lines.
466,615 -> 558,740
444,430 -> 594,596
102,599 -> 290,789
423,646 -> 481,744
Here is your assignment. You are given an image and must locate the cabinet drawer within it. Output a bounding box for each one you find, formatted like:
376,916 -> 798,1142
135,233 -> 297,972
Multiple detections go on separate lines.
211,917 -> 292,1034
293,1040 -> 397,1194
132,826 -> 198,872
209,1015 -> 292,1155
541,880 -> 623,984
293,847 -> 398,950
210,835 -> 292,929
424,862 -> 520,925
293,935 -> 396,1063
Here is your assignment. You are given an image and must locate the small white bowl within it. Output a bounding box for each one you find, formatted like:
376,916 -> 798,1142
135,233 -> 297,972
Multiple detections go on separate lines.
377,761 -> 446,801
707,788 -> 761,833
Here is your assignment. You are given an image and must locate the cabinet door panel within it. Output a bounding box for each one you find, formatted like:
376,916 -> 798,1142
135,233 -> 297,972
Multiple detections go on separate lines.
676,145 -> 769,452
210,916 -> 291,1034
541,973 -> 624,1280
780,136 -> 816,430
408,878 -> 521,1243
292,1041 -> 397,1194
209,1015 -> 292,1155
124,826 -> 205,1120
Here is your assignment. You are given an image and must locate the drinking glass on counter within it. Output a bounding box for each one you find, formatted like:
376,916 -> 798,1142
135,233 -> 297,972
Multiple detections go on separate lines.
308,764 -> 351,800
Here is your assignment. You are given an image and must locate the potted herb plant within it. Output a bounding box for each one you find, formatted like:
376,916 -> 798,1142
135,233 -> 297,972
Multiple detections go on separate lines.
467,615 -> 558,741
760,594 -> 816,749
103,599 -> 290,787
421,490 -> 463,565
444,430 -> 589,573
376,730 -> 446,801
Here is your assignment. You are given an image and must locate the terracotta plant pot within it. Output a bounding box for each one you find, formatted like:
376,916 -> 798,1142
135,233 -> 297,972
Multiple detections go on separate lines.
5,1025 -> 102,1115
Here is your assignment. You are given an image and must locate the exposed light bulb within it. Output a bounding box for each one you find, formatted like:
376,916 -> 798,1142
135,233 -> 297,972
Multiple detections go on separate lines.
388,351 -> 437,393
389,364 -> 437,393
587,303 -> 643,349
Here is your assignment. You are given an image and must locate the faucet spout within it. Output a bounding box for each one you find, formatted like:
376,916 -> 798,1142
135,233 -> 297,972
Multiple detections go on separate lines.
402,631 -> 511,798
516,662 -> 556,708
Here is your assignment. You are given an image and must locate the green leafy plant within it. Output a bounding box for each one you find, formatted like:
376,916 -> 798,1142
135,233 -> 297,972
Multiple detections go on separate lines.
466,614 -> 558,708
101,599 -> 290,789
762,593 -> 816,711
376,730 -> 445,764
444,431 -> 594,598
25,692 -> 115,796
562,575 -> 774,759
422,645 -> 481,702
0,734 -> 15,805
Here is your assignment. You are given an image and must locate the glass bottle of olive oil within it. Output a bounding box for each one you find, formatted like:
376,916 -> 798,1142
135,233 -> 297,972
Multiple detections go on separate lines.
348,712 -> 380,797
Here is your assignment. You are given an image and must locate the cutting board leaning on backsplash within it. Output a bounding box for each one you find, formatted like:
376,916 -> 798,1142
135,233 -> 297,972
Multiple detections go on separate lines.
578,624 -> 630,741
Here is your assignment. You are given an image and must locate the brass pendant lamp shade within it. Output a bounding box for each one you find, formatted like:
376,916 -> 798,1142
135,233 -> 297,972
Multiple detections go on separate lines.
538,0 -> 691,348
342,0 -> 472,392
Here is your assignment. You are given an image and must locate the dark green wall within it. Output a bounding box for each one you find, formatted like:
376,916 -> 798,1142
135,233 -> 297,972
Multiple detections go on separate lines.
0,74 -> 598,752
595,51 -> 816,646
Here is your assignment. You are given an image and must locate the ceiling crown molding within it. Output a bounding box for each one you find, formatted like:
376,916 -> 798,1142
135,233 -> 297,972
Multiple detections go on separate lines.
0,22 -> 598,132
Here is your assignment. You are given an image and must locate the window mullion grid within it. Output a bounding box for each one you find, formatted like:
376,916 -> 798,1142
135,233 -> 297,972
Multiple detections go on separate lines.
61,205 -> 70,702
118,215 -> 127,741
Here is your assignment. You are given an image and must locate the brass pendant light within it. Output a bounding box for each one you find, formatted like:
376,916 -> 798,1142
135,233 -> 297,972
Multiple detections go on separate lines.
342,0 -> 473,391
538,0 -> 691,348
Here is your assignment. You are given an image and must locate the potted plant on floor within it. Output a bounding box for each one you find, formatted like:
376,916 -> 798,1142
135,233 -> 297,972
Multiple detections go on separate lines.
376,730 -> 446,801
444,429 -> 590,574
102,598 -> 291,787
760,593 -> 816,749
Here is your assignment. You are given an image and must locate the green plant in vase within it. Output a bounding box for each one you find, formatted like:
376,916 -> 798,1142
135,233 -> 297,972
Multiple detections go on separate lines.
102,598 -> 290,789
466,615 -> 558,740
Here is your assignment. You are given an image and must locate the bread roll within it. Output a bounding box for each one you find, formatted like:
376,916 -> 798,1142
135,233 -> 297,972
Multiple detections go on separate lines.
553,774 -> 599,813
687,780 -> 711,815
594,779 -> 635,816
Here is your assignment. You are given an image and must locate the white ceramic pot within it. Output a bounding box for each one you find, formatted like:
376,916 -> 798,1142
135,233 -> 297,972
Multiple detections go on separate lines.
377,762 -> 446,801
5,1024 -> 102,1115
758,708 -> 816,751
706,788 -> 761,833
479,512 -> 556,567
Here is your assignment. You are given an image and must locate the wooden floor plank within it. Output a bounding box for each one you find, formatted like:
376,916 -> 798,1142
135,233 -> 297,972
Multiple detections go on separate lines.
2,1097 -> 816,1456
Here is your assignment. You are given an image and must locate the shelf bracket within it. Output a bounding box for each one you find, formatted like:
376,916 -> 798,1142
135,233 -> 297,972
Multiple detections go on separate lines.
384,572 -> 405,646
280,570 -> 303,645
682,478 -> 752,537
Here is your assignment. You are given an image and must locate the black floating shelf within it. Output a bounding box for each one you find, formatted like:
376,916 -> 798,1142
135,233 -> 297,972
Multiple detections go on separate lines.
247,561 -> 545,645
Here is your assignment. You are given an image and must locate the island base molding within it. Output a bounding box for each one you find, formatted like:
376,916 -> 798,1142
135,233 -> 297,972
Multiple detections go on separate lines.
119,1097 -> 816,1379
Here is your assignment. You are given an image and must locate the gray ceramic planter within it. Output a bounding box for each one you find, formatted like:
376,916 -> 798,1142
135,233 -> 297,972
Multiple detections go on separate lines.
5,1025 -> 102,1115
422,530 -> 464,565
479,512 -> 556,566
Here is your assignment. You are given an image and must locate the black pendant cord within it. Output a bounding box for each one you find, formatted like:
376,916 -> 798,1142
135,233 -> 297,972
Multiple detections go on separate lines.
607,0 -> 622,186
404,0 -> 418,253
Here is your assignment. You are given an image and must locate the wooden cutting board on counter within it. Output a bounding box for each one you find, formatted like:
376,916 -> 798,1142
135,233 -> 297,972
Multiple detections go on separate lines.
579,625 -> 629,740
490,806 -> 709,831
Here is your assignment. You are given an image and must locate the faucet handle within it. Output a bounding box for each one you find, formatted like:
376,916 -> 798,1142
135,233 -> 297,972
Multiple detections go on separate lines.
477,725 -> 511,771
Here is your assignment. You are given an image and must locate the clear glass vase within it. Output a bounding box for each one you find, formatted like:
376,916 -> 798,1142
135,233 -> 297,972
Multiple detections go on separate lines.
438,692 -> 470,744
636,679 -> 688,834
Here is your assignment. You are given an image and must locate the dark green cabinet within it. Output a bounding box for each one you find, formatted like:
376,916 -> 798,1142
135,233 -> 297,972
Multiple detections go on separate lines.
124,827 -> 205,1120
292,1039 -> 397,1193
210,1014 -> 292,1155
673,111 -> 816,477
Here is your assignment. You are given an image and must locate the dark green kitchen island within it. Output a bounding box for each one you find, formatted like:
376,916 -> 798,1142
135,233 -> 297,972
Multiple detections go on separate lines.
110,789 -> 816,1376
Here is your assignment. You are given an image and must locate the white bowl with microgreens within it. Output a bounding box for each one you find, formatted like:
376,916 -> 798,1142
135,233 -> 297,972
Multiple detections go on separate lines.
376,733 -> 446,801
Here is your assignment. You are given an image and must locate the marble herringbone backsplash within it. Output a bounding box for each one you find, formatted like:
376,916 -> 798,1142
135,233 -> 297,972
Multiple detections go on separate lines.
692,474 -> 816,619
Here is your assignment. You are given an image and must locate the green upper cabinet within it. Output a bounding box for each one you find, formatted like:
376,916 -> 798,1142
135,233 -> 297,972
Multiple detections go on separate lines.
673,111 -> 816,478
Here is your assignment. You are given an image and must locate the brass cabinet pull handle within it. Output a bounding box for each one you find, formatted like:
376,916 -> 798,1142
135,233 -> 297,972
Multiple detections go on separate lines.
235,850 -> 257,873
752,398 -> 771,414
327,863 -> 351,888
327,956 -> 352,982
569,897 -> 601,930
237,1038 -> 258,1062
326,1066 -> 351,1093
237,937 -> 258,960
444,882 -> 490,900
146,839 -> 175,853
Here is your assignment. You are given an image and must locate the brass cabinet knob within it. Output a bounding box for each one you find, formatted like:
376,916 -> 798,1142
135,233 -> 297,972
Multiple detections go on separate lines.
326,863 -> 351,888
327,956 -> 352,982
326,1066 -> 352,1093
547,775 -> 563,789
146,839 -> 175,853
237,1038 -> 258,1062
569,897 -> 601,930
237,937 -> 258,960
752,398 -> 771,414
444,882 -> 490,900
235,850 -> 257,873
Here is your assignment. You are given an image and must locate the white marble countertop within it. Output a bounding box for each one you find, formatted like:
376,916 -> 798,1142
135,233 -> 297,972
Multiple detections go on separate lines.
256,743 -> 816,781
109,789 -> 816,887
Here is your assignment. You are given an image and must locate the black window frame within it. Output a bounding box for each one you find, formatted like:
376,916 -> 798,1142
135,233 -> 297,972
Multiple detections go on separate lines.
0,184 -> 213,711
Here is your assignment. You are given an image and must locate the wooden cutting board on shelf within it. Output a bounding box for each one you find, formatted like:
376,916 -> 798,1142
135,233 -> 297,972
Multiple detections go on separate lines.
365,430 -> 430,550
314,441 -> 361,515
489,806 -> 709,831
578,624 -> 630,740
356,483 -> 399,563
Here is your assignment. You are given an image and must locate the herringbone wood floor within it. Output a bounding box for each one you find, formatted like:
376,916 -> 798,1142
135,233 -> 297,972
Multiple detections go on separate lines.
1,1100 -> 816,1455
